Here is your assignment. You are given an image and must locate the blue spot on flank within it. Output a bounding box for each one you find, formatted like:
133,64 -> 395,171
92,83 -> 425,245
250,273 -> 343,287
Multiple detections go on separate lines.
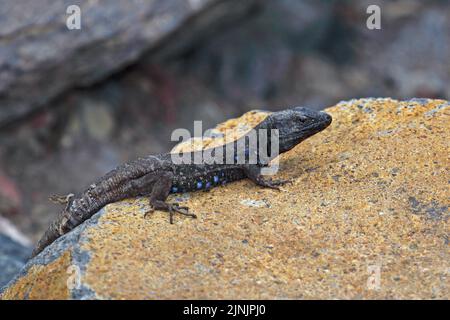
245,149 -> 249,157
206,182 -> 211,189
221,172 -> 225,177
196,181 -> 203,189
171,186 -> 178,193
213,176 -> 219,183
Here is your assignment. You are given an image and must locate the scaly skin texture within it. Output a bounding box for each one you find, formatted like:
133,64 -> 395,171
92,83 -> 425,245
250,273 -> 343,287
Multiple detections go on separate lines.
32,107 -> 332,257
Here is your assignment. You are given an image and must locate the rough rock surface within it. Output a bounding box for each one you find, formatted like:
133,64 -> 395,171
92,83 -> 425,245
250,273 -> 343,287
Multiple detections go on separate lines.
0,0 -> 257,127
1,98 -> 449,299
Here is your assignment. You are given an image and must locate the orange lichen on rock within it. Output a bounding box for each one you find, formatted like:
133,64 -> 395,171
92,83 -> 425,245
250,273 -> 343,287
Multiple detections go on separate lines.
2,98 -> 448,299
1,251 -> 72,300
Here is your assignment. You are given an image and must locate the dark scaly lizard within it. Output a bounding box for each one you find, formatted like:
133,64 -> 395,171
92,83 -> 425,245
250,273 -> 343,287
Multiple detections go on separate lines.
31,107 -> 332,257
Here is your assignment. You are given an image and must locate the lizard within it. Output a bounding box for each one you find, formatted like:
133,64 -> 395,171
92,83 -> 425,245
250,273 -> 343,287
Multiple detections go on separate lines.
31,107 -> 332,258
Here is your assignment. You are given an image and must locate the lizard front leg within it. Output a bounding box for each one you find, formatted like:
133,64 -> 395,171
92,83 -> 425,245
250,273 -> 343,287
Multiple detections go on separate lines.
142,171 -> 197,224
243,165 -> 289,190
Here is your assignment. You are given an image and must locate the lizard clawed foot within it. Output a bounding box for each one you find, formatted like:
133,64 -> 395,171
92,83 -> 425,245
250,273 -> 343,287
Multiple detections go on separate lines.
167,203 -> 197,224
258,178 -> 290,190
143,207 -> 155,219
146,200 -> 197,224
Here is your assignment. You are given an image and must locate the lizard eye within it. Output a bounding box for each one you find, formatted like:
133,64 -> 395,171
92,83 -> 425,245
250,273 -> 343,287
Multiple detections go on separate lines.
298,115 -> 308,122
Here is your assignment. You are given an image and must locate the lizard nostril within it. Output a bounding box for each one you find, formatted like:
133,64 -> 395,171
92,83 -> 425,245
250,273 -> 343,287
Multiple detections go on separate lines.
320,112 -> 332,125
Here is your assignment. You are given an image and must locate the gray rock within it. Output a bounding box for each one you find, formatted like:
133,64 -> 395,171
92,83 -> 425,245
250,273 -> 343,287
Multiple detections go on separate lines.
365,6 -> 450,98
0,0 -> 258,128
0,208 -> 105,298
0,234 -> 31,287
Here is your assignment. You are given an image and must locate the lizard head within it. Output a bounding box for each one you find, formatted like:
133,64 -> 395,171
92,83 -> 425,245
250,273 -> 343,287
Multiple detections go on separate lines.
260,107 -> 332,154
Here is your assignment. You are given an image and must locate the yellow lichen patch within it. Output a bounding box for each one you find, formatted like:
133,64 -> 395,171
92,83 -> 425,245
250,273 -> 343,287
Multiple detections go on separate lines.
1,251 -> 72,300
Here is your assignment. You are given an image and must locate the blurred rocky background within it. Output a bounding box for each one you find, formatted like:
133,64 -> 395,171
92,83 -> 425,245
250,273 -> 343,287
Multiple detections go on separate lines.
0,0 -> 449,282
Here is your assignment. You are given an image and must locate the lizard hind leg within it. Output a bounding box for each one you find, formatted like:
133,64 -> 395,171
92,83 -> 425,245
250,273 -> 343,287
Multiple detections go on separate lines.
150,200 -> 196,224
49,193 -> 75,211
145,171 -> 196,224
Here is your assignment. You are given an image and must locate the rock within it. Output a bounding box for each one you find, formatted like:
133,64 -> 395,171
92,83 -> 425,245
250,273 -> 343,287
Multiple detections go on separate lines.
0,170 -> 21,216
0,0 -> 258,128
180,0 -> 333,105
0,217 -> 31,248
0,234 -> 31,288
364,6 -> 450,99
0,217 -> 32,287
1,98 -> 448,299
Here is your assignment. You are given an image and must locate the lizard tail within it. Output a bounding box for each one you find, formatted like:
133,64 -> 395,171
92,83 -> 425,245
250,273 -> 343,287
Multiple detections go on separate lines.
30,209 -> 73,258
31,226 -> 60,258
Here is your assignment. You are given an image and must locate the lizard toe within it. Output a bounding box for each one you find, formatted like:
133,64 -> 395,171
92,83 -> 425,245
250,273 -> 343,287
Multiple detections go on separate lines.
170,204 -> 197,219
143,207 -> 155,218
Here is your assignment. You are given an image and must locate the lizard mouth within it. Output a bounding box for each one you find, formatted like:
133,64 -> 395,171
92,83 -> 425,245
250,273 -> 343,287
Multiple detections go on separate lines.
299,112 -> 332,135
282,111 -> 332,145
